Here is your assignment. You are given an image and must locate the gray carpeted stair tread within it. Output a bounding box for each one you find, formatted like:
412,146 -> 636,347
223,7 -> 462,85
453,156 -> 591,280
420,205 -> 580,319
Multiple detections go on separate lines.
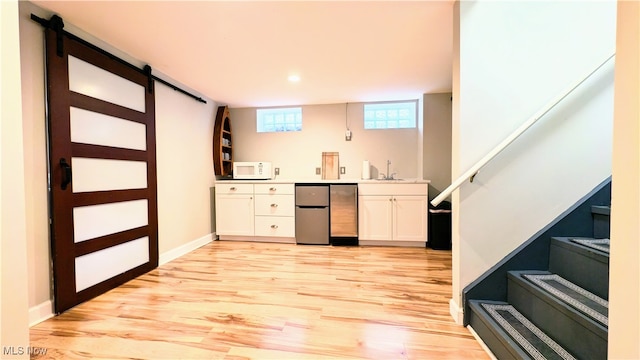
570,238 -> 610,254
472,300 -> 577,360
508,270 -> 608,360
551,237 -> 610,261
522,273 -> 608,326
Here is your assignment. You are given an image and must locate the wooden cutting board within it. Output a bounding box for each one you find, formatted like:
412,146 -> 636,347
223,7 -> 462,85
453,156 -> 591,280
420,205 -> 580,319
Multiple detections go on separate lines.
322,152 -> 339,180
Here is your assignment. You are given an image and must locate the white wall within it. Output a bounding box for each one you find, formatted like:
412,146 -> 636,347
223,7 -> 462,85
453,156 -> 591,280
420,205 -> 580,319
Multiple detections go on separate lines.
155,84 -> 216,255
1,0 -> 30,356
423,93 -> 452,199
18,1 -> 52,324
19,1 -> 217,324
452,1 -> 616,320
230,103 -> 420,181
610,1 -> 640,358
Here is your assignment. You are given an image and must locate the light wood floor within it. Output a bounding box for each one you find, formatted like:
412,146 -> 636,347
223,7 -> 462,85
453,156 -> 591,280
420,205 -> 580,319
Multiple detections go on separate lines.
30,241 -> 489,359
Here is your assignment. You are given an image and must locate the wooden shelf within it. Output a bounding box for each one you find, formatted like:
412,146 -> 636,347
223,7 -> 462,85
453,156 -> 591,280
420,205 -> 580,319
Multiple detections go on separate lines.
213,106 -> 233,177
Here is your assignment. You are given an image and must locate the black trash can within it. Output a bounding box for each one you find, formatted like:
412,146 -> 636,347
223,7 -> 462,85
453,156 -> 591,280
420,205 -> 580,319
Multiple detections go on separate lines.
428,200 -> 452,250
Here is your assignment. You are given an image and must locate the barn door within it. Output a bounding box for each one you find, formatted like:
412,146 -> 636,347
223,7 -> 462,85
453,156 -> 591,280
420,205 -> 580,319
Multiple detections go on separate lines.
45,27 -> 158,313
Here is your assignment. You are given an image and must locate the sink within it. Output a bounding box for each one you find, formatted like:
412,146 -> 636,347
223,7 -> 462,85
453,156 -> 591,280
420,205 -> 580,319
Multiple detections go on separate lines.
375,178 -> 404,182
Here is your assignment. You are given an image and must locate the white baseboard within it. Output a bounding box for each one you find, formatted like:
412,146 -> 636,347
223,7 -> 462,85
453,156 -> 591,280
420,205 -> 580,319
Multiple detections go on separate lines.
159,233 -> 214,266
467,325 -> 498,360
449,298 -> 464,325
217,235 -> 295,244
358,240 -> 425,247
29,300 -> 54,327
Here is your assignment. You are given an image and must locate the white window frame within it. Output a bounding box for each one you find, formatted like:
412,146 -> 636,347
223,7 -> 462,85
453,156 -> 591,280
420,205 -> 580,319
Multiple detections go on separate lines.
256,107 -> 302,133
363,100 -> 418,130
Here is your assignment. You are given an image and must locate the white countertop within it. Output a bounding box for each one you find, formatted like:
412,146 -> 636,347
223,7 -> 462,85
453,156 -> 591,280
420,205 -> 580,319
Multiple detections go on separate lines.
215,178 -> 430,184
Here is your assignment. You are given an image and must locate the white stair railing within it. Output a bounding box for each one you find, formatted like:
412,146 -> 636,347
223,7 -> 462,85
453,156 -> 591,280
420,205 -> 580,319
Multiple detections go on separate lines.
431,53 -> 616,207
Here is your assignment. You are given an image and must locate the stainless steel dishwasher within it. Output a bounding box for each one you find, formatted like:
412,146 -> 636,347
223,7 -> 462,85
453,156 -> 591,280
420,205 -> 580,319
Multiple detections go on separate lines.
329,184 -> 358,246
295,185 -> 329,245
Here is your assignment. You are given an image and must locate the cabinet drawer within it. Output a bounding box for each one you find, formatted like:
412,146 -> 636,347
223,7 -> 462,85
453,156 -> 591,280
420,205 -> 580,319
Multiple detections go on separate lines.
358,183 -> 428,196
255,216 -> 295,237
254,183 -> 294,195
215,183 -> 254,194
254,195 -> 294,216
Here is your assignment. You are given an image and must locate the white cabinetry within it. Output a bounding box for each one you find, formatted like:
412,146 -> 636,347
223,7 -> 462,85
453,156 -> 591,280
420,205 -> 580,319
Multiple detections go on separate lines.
392,196 -> 428,241
358,183 -> 428,246
358,196 -> 393,241
215,183 -> 254,237
254,183 -> 295,239
214,181 -> 427,246
215,182 -> 295,242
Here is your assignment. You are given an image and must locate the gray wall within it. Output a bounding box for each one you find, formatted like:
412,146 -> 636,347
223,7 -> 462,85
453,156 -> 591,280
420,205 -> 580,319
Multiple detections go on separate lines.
423,93 -> 452,200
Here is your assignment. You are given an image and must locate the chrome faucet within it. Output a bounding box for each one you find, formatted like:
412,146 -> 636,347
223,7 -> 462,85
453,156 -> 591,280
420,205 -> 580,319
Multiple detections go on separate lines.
379,160 -> 396,180
382,160 -> 396,180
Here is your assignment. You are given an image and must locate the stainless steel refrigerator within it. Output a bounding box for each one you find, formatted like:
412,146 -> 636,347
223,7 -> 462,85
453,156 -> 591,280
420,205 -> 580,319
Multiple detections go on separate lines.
295,185 -> 330,245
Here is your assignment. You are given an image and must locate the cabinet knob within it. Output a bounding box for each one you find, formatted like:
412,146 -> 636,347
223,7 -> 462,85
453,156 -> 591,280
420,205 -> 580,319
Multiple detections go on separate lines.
270,224 -> 278,229
270,203 -> 278,208
269,187 -> 277,191
230,187 -> 237,191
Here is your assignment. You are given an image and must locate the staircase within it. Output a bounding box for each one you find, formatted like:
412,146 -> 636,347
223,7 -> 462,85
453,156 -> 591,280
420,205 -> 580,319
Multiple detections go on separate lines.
468,205 -> 611,359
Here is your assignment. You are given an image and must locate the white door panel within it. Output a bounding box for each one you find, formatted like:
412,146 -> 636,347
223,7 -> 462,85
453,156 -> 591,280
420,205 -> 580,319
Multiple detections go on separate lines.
75,237 -> 150,291
70,107 -> 147,150
68,55 -> 146,112
72,158 -> 147,193
73,199 -> 149,242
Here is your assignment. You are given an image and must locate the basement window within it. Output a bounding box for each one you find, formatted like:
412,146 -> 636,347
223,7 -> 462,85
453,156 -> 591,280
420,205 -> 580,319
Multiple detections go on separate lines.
364,100 -> 417,129
257,107 -> 302,133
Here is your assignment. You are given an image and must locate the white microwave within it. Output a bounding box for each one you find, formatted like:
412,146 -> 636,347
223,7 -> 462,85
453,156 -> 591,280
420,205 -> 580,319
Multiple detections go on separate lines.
233,161 -> 273,180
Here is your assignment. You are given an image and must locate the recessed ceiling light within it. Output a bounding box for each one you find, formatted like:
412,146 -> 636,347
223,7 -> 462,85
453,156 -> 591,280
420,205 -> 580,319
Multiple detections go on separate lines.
288,74 -> 300,82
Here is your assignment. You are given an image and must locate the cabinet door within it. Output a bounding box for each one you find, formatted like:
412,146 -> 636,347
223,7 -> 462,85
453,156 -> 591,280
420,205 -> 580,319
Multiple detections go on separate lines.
393,196 -> 427,242
358,196 -> 393,241
215,194 -> 254,236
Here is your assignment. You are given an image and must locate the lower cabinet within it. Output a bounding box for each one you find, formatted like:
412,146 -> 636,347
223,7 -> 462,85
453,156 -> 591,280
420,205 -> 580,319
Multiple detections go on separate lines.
215,184 -> 254,237
254,184 -> 295,239
215,182 -> 295,242
391,196 -> 428,241
358,184 -> 428,245
358,196 -> 393,241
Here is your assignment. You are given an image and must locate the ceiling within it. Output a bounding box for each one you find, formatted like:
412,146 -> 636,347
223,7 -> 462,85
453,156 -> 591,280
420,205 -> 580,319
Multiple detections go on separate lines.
31,1 -> 454,108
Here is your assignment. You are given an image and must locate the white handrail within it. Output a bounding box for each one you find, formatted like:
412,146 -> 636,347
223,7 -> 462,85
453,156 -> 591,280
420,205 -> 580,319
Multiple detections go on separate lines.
431,53 -> 616,207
